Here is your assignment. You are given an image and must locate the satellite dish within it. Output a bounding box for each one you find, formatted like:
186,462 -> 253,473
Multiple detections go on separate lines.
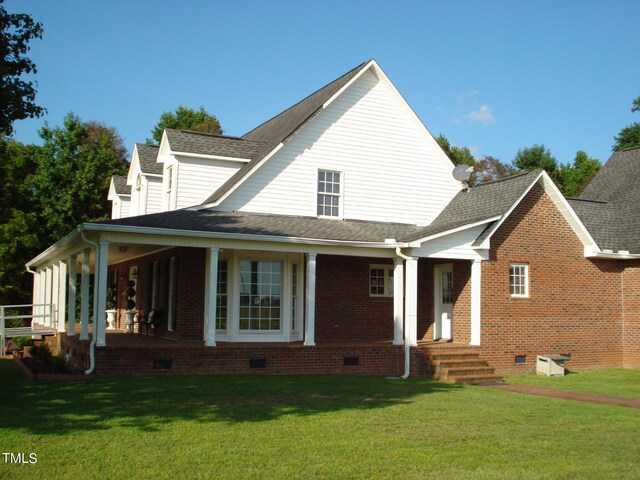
452,164 -> 474,182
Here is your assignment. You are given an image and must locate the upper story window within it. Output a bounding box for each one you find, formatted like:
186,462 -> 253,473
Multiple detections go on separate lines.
165,166 -> 173,210
509,263 -> 529,297
135,173 -> 143,214
317,170 -> 341,217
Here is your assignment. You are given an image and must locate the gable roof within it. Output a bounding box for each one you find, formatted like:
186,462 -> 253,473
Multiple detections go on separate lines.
199,60 -> 373,206
409,170 -> 542,241
568,146 -> 640,254
111,175 -> 131,196
135,143 -> 162,175
163,129 -> 266,160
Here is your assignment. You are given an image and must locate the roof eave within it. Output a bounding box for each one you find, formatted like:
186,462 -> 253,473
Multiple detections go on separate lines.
83,222 -> 410,249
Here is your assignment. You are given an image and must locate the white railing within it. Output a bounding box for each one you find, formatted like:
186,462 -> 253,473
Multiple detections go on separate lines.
0,304 -> 57,353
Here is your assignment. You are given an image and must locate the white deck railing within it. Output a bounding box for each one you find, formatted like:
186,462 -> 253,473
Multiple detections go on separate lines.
0,303 -> 57,352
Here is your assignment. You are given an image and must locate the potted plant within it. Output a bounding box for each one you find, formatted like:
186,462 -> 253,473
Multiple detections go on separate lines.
106,300 -> 117,330
124,281 -> 137,333
106,283 -> 118,330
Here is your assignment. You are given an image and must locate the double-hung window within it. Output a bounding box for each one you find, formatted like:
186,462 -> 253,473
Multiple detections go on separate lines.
165,166 -> 173,210
369,265 -> 394,297
317,170 -> 341,217
509,263 -> 529,297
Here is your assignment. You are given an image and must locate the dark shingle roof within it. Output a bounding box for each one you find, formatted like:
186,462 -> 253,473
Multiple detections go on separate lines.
164,129 -> 266,159
136,143 -> 162,175
202,60 -> 372,205
93,209 -> 424,244
111,175 -> 131,196
408,170 -> 541,241
570,146 -> 640,253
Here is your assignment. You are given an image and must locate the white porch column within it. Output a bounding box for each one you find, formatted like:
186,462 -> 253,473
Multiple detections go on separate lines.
38,270 -> 46,322
95,240 -> 109,347
393,258 -> 404,345
470,259 -> 482,346
32,270 -> 41,323
304,252 -> 317,347
80,248 -> 91,340
67,254 -> 78,336
57,260 -> 67,333
51,263 -> 60,330
204,247 -> 219,347
44,267 -> 53,327
405,257 -> 418,347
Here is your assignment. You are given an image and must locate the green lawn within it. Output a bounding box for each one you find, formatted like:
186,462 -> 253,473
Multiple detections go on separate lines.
505,368 -> 640,398
1,360 -> 639,480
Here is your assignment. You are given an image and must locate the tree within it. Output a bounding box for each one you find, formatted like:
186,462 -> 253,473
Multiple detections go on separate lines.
557,151 -> 601,197
512,144 -> 558,175
0,0 -> 45,136
148,105 -> 222,143
31,113 -> 129,242
612,95 -> 640,151
0,137 -> 40,304
472,156 -> 516,184
435,134 -> 475,166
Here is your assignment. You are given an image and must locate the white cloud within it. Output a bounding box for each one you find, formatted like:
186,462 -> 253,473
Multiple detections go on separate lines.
467,105 -> 496,126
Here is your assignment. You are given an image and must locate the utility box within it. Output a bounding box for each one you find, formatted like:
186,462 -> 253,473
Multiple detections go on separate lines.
536,355 -> 570,376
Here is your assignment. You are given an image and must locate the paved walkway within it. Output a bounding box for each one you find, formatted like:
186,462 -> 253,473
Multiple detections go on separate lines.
488,384 -> 640,409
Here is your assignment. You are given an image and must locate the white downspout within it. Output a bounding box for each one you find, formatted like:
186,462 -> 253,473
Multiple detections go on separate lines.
80,228 -> 98,375
395,247 -> 412,379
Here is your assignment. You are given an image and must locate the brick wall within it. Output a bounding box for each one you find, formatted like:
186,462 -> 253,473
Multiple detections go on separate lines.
315,255 -> 395,341
481,183 -> 625,374
622,263 -> 640,368
108,247 -> 206,342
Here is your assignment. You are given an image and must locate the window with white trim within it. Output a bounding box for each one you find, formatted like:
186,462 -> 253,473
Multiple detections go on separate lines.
509,263 -> 529,297
165,166 -> 173,210
369,265 -> 394,297
317,170 -> 341,217
239,260 -> 282,331
216,260 -> 228,330
135,173 -> 143,214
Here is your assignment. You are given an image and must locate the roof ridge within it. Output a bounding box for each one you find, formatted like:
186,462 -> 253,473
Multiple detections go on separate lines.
242,60 -> 371,139
469,169 -> 540,189
168,129 -> 253,142
620,145 -> 640,152
566,197 -> 608,205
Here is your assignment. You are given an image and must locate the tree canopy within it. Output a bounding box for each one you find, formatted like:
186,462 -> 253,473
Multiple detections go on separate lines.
148,105 -> 222,143
0,0 -> 45,136
612,95 -> 640,152
0,114 -> 128,304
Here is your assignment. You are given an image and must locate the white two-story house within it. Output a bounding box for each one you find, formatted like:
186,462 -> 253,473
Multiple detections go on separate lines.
26,60 -> 640,378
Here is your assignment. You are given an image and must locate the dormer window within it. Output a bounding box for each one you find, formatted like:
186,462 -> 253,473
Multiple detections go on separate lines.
135,173 -> 143,214
165,166 -> 173,210
317,170 -> 341,217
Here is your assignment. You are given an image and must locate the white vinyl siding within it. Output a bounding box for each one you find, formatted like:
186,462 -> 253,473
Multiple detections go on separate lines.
145,177 -> 163,214
175,156 -> 242,209
219,69 -> 459,225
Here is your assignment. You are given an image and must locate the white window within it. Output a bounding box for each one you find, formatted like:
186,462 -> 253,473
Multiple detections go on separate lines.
135,173 -> 143,214
239,260 -> 282,331
216,260 -> 228,330
165,166 -> 173,210
317,170 -> 341,217
510,263 -> 529,297
369,265 -> 394,297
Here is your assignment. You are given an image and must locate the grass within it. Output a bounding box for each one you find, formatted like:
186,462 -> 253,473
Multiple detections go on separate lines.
0,360 -> 639,479
505,368 -> 640,398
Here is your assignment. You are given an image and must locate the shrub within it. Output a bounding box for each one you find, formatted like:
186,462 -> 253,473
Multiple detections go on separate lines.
13,336 -> 34,348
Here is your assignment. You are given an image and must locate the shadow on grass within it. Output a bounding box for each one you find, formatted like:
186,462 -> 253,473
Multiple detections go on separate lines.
0,359 -> 462,435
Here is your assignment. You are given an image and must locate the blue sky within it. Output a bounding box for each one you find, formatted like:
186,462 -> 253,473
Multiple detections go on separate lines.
8,0 -> 640,166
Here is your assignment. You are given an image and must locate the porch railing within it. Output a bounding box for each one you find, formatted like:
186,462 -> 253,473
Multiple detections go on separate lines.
0,304 -> 57,353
